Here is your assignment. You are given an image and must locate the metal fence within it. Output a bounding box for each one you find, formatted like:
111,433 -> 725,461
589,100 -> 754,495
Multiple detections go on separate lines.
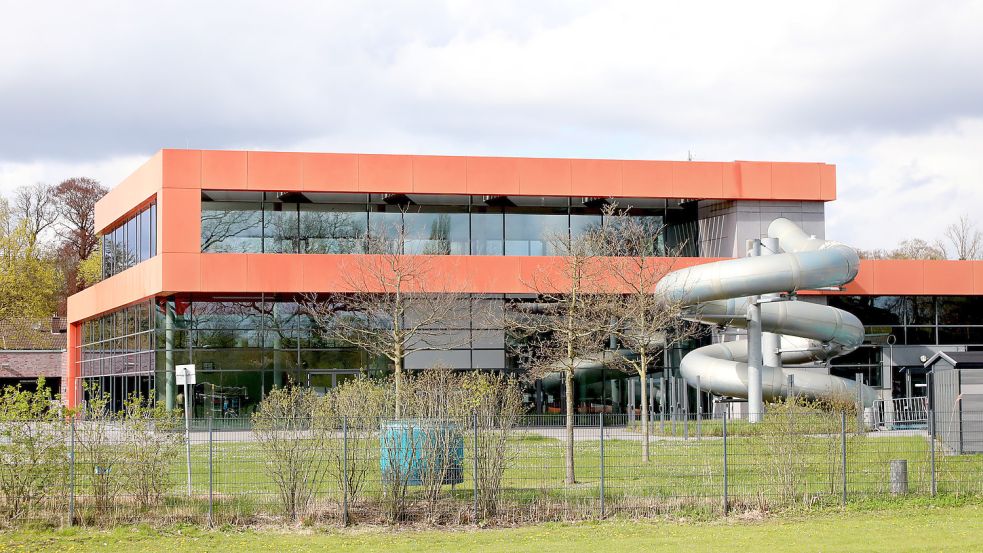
0,409 -> 981,528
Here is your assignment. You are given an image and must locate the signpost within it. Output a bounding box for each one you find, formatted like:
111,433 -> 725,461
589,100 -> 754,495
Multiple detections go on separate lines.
177,364 -> 196,497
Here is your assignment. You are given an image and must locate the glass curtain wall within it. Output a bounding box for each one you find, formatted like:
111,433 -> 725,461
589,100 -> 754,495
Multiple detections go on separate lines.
201,193 -> 695,257
102,201 -> 157,278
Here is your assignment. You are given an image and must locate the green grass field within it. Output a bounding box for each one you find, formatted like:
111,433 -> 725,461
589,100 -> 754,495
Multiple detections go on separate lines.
4,500 -> 982,552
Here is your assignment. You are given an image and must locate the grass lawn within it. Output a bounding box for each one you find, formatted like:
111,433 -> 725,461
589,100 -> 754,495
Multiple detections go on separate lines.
3,500 -> 981,552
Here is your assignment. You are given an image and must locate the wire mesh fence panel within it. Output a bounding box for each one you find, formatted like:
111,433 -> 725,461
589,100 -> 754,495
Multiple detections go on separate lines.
1,409 -> 982,527
934,411 -> 983,496
724,411 -> 846,510
603,413 -> 725,518
0,420 -> 70,528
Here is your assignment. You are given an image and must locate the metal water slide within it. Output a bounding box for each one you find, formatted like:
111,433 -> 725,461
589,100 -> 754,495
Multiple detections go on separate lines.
655,218 -> 877,409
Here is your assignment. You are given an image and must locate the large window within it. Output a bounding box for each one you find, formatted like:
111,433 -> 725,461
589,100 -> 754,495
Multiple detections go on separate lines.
829,295 -> 983,346
102,201 -> 157,278
200,193 -> 693,257
404,209 -> 469,255
201,201 -> 263,252
504,210 -> 568,256
299,205 -> 366,253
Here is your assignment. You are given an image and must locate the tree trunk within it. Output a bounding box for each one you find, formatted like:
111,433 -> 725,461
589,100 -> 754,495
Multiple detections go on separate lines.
394,355 -> 403,419
564,368 -> 576,484
640,367 -> 650,463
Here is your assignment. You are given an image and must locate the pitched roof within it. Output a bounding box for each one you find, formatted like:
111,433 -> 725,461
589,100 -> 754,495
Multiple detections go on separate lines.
924,351 -> 983,369
0,318 -> 67,351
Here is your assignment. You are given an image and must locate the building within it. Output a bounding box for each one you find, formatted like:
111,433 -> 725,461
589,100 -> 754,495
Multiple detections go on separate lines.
1,316 -> 66,394
925,351 -> 983,453
65,149 -> 983,417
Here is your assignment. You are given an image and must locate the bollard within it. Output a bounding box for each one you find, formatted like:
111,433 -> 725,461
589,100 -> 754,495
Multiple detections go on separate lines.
890,460 -> 908,495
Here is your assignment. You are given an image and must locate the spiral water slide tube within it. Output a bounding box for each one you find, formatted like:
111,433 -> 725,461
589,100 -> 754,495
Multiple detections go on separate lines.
655,218 -> 877,407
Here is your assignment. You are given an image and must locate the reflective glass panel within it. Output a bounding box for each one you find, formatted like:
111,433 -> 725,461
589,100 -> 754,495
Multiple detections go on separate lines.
263,203 -> 298,253
299,204 -> 367,253
201,202 -> 263,253
404,210 -> 469,255
470,209 -> 503,255
505,210 -> 568,256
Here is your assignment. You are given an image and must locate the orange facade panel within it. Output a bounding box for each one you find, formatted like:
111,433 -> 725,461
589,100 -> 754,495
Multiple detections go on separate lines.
95,152 -> 162,233
247,151 -> 303,191
672,161 -> 723,198
771,162 -> 822,201
571,159 -> 622,197
162,149 -> 201,189
201,150 -> 247,190
465,156 -> 520,195
517,157 -> 571,196
621,160 -> 673,198
68,253 -> 983,325
358,154 -> 413,193
97,149 -> 838,234
413,155 -> 467,194
302,153 -> 358,192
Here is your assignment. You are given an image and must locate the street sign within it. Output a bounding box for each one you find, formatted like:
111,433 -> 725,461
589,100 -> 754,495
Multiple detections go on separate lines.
177,364 -> 196,386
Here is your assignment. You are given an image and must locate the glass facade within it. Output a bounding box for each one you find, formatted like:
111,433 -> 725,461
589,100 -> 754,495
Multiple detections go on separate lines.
102,201 -> 157,277
200,193 -> 696,257
826,295 -> 983,347
78,301 -> 157,411
87,195 -> 983,425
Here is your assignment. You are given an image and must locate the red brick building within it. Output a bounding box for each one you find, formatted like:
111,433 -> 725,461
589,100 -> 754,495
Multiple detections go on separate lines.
0,316 -> 66,394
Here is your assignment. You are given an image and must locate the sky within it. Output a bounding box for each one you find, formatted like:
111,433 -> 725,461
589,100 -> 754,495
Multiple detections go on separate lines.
1,0 -> 982,251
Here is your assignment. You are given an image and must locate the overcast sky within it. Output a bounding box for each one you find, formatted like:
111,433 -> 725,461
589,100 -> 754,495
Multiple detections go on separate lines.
1,1 -> 982,250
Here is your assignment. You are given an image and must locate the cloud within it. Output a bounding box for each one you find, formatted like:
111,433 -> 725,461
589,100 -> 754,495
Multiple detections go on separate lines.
0,1 -> 981,250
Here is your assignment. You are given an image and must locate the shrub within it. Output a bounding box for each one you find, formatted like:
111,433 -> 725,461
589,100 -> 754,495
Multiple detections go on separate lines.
119,392 -> 180,509
318,376 -> 389,522
0,378 -> 67,522
251,386 -> 328,520
74,382 -> 128,518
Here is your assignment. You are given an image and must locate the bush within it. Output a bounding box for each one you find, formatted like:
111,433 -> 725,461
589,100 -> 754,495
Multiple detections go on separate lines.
0,378 -> 67,522
319,376 -> 389,522
119,393 -> 180,509
74,383 -> 128,518
251,386 -> 328,520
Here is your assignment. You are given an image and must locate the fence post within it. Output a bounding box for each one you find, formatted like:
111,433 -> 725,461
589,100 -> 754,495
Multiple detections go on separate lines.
208,416 -> 213,527
472,412 -> 479,523
929,409 -> 937,497
722,410 -> 728,514
696,375 -> 702,441
660,375 -> 666,434
599,412 -> 605,518
68,416 -> 75,527
683,380 -> 690,440
342,416 -> 349,526
841,410 -> 847,506
855,374 -> 865,435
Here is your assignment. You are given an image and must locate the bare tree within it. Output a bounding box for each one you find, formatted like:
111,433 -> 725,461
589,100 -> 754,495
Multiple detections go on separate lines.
600,206 -> 703,462
52,178 -> 108,263
301,214 -> 471,418
505,226 -> 612,484
12,182 -> 56,257
942,214 -> 983,260
889,238 -> 946,260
